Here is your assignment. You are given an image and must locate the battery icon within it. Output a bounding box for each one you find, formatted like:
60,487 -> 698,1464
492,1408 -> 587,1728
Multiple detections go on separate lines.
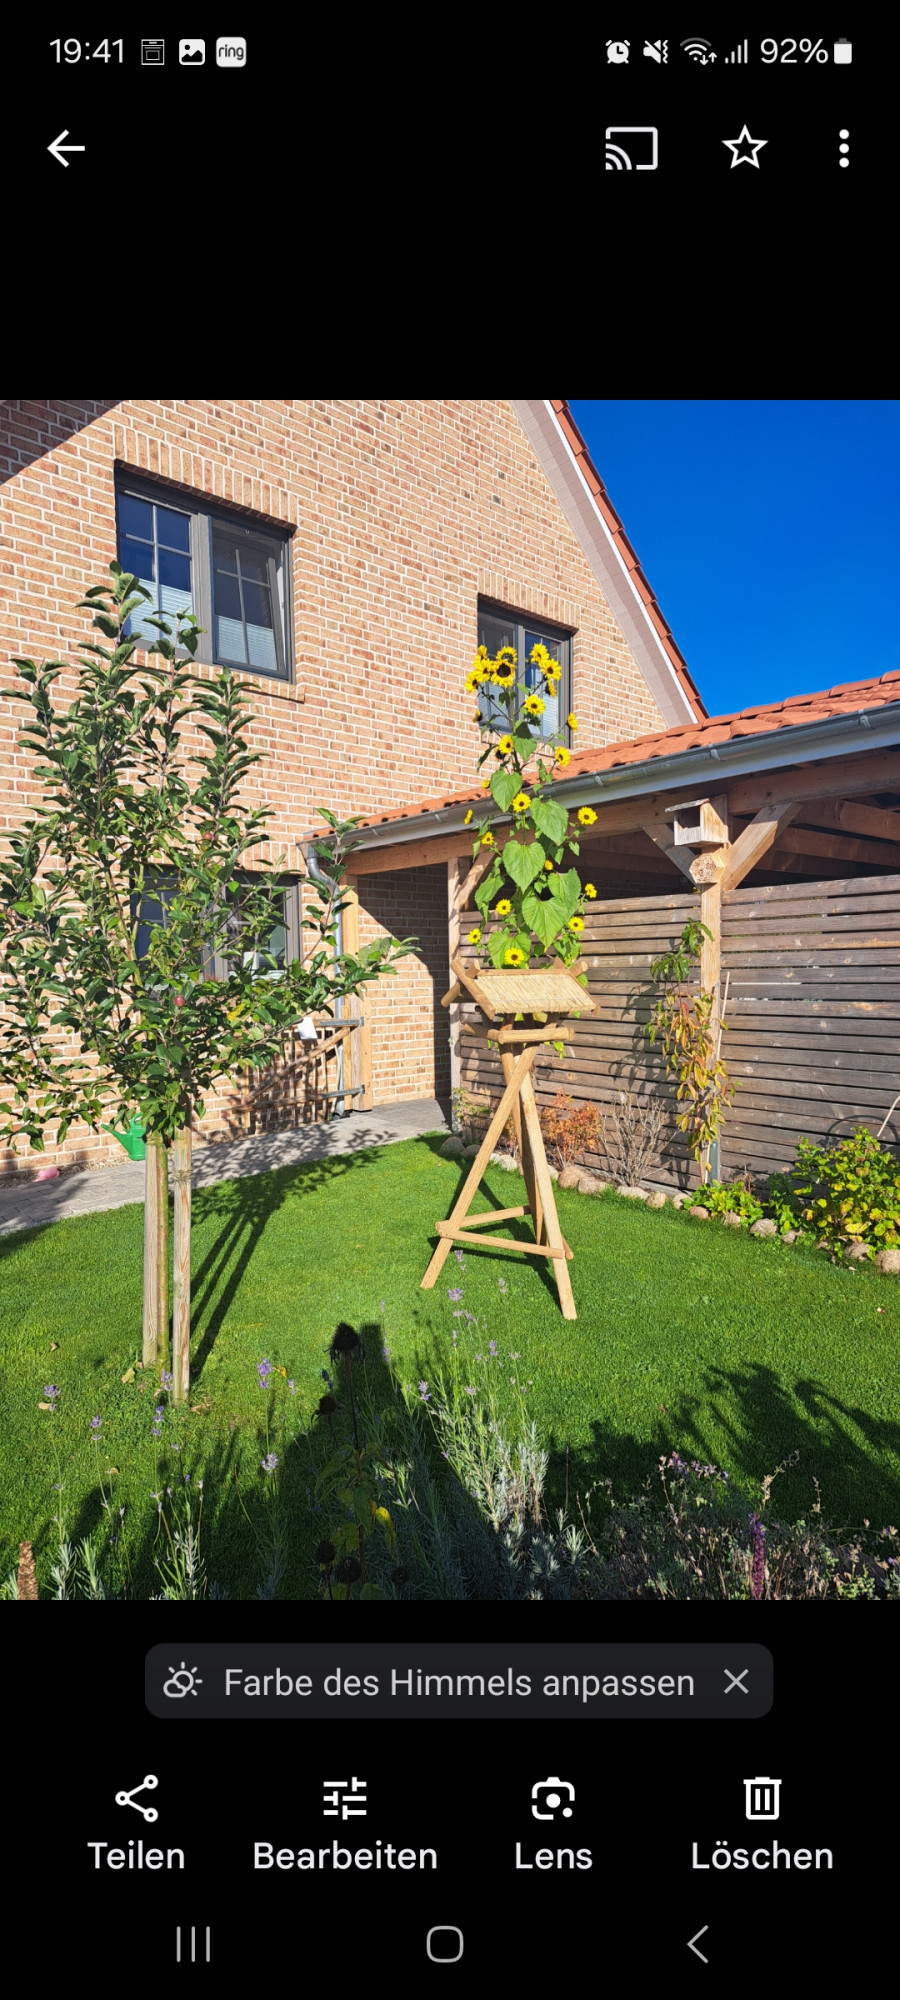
834,39 -> 852,62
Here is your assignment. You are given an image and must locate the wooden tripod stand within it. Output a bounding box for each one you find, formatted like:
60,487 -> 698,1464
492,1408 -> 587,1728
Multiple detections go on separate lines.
421,956 -> 598,1320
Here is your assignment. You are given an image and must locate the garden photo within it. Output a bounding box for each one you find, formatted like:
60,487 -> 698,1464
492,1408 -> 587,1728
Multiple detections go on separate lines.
2,397 -> 899,1600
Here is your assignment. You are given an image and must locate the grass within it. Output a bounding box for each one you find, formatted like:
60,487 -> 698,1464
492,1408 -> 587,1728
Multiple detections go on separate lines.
2,1132 -> 899,1597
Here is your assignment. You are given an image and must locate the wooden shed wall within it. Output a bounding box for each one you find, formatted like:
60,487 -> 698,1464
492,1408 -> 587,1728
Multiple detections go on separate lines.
459,872 -> 900,1187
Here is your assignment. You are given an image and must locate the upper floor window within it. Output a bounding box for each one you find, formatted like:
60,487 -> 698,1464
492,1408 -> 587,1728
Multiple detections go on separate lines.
115,473 -> 292,682
476,601 -> 573,743
132,870 -> 301,983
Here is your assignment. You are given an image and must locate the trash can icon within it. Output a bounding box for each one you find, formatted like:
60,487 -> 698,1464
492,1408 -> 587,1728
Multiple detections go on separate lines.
744,1776 -> 781,1820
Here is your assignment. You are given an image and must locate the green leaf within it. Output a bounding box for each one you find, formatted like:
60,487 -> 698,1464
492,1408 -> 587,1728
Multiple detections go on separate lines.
531,797 -> 568,847
521,889 -> 565,950
547,868 -> 581,921
501,840 -> 545,890
490,770 -> 520,813
473,862 -> 503,916
487,927 -> 514,968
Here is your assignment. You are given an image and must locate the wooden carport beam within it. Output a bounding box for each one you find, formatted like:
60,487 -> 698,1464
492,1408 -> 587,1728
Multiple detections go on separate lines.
718,799 -> 804,894
642,817 -> 697,881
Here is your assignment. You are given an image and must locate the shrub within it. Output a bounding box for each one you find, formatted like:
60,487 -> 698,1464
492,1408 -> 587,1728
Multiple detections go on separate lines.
682,1177 -> 764,1223
451,1085 -> 493,1146
770,1128 -> 900,1249
598,1090 -> 666,1185
540,1092 -> 602,1170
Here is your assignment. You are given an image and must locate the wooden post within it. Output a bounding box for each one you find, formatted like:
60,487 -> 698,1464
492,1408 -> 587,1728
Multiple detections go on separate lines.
448,855 -> 463,1111
171,1123 -> 192,1406
157,1135 -> 169,1370
142,1134 -> 160,1369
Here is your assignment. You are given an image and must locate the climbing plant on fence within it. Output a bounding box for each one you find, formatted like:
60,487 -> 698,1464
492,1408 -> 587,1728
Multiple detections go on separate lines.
644,920 -> 736,1184
0,562 -> 415,1401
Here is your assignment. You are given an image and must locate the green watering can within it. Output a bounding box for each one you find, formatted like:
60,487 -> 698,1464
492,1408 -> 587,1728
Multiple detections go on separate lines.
101,1114 -> 147,1161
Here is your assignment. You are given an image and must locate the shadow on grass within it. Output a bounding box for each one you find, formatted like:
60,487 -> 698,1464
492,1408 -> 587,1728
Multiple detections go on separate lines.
547,1357 -> 900,1531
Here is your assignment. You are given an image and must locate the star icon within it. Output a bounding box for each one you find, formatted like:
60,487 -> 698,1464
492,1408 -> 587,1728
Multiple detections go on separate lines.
723,123 -> 768,168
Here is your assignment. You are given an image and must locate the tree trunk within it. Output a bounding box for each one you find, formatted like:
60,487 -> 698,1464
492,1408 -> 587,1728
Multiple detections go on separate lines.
171,1123 -> 192,1405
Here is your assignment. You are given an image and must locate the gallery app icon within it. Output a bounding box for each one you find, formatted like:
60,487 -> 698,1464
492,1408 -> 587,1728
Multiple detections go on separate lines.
179,40 -> 206,63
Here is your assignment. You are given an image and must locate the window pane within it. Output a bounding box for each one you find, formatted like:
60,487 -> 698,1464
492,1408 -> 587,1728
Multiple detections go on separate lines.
155,504 -> 191,552
246,621 -> 277,672
215,570 -> 242,620
121,537 -> 156,587
118,494 -> 153,541
476,610 -> 515,731
213,538 -> 239,574
239,548 -> 269,583
217,617 -> 247,663
525,628 -> 563,738
158,547 -> 191,595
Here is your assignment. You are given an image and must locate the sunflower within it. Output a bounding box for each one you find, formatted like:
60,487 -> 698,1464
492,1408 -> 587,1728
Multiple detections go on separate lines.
511,792 -> 530,814
493,659 -> 516,686
567,713 -> 578,731
554,745 -> 571,767
584,882 -> 597,897
529,641 -> 550,666
467,928 -> 482,945
543,656 -> 560,679
524,694 -> 545,718
504,946 -> 525,966
464,809 -> 473,825
480,830 -> 494,845
495,899 -> 512,917
568,916 -> 584,933
495,644 -> 517,669
497,734 -> 513,754
577,807 -> 598,826
543,859 -> 554,871
464,668 -> 482,694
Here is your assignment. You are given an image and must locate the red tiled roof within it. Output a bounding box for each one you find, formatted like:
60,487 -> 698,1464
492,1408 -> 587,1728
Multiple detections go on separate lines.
551,399 -> 707,723
360,669 -> 900,833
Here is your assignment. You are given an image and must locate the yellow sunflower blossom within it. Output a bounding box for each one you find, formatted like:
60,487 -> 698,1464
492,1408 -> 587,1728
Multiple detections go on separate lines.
497,734 -> 513,754
554,744 -> 571,767
584,883 -> 597,897
543,656 -> 560,679
543,859 -> 554,871
482,778 -> 491,789
577,807 -> 598,826
464,809 -> 473,825
480,830 -> 495,845
495,899 -> 512,917
511,792 -> 530,814
567,713 -> 578,731
493,660 -> 516,686
495,644 -> 517,668
524,694 -> 545,717
467,927 -> 482,945
568,916 -> 584,933
505,945 -> 525,966
529,641 -> 550,665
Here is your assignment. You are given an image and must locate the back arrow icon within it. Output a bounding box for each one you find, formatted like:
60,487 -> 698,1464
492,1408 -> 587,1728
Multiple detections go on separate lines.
687,1926 -> 709,1963
48,130 -> 86,166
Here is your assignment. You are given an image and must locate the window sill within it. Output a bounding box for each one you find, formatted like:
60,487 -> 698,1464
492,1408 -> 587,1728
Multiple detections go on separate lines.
130,647 -> 305,702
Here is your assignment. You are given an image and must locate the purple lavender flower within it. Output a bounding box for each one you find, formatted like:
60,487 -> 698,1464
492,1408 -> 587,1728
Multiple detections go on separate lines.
749,1514 -> 766,1600
465,1386 -> 476,1397
453,1248 -> 465,1270
261,1452 -> 278,1474
90,1414 -> 102,1431
382,1345 -> 391,1361
288,1380 -> 296,1393
43,1384 -> 60,1402
161,1369 -> 173,1390
321,1367 -> 334,1387
257,1357 -> 274,1387
418,1381 -> 431,1402
489,1341 -> 498,1356
498,1276 -> 508,1293
448,1287 -> 463,1302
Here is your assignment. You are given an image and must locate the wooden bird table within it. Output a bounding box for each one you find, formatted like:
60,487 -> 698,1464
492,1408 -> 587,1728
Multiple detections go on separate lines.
422,955 -> 599,1320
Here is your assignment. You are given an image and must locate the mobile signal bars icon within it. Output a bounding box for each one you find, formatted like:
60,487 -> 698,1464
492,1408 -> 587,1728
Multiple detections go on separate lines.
724,40 -> 748,63
681,37 -> 715,63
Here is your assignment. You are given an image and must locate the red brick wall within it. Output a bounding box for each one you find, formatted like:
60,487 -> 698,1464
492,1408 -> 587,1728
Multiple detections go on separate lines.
0,398 -> 669,1175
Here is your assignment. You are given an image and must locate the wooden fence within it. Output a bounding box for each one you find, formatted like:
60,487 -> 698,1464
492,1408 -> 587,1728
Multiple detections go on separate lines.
459,873 -> 900,1187
720,871 -> 900,1176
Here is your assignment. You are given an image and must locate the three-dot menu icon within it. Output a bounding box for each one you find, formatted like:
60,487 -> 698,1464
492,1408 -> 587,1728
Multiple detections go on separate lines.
839,129 -> 850,168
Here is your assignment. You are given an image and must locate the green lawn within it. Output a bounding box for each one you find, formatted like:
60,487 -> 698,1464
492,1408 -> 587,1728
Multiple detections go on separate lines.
2,1133 -> 899,1597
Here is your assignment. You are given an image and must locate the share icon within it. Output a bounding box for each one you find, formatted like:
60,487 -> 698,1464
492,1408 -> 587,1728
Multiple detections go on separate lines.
115,1775 -> 159,1822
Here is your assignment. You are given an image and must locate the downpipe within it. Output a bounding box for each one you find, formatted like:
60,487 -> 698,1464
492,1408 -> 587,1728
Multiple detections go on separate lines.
303,844 -> 348,1116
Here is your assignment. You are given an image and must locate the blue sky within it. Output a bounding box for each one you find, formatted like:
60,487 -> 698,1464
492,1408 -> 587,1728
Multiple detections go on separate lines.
567,401 -> 900,720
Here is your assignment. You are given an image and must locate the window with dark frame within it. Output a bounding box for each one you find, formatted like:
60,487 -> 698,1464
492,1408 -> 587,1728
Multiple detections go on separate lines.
132,871 -> 302,984
115,473 -> 292,682
476,601 -> 573,744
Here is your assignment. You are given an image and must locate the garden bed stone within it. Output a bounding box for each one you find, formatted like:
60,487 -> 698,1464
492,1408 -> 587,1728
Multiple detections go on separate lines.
750,1218 -> 777,1238
875,1249 -> 900,1274
689,1205 -> 710,1220
439,1136 -> 464,1157
646,1190 -> 667,1209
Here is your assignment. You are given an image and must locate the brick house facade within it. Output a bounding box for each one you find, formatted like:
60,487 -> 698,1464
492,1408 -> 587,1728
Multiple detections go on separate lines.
0,398 -> 703,1176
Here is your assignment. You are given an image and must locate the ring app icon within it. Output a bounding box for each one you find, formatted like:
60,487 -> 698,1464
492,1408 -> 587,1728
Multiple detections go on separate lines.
179,40 -> 206,64
216,37 -> 247,66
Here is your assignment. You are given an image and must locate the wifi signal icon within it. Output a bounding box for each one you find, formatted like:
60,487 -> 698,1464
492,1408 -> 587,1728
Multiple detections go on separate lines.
681,36 -> 716,62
